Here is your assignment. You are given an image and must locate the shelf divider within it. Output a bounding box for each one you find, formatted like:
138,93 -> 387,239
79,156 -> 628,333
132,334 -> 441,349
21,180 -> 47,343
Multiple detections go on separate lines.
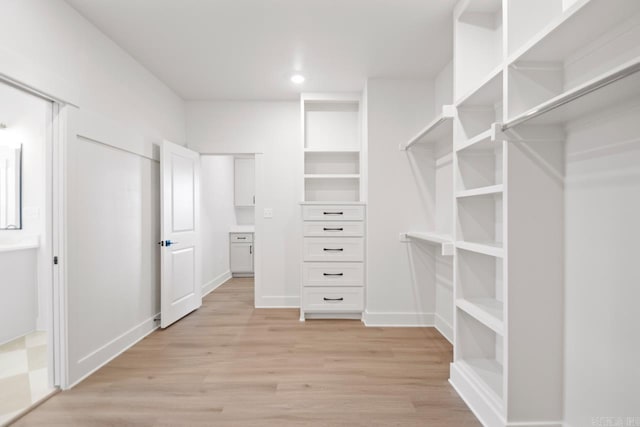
403,231 -> 454,256
456,241 -> 504,258
456,299 -> 504,335
457,184 -> 503,199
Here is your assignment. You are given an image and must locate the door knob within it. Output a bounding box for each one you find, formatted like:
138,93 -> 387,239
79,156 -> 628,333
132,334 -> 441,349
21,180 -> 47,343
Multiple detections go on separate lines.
158,240 -> 179,247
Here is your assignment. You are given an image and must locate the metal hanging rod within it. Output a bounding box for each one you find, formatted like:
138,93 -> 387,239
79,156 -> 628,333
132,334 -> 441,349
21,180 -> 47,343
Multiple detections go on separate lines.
503,59 -> 640,131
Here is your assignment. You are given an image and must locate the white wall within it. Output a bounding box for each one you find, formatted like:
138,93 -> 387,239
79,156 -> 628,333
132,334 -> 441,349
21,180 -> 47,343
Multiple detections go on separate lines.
0,0 -> 185,386
564,101 -> 640,426
365,78 -> 440,326
200,155 -> 236,295
0,81 -> 50,340
187,101 -> 301,307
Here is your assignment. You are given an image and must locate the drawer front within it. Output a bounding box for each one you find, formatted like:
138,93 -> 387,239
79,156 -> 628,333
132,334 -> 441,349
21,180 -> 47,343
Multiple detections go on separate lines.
303,262 -> 364,287
303,221 -> 364,237
302,205 -> 365,221
302,287 -> 364,312
303,238 -> 364,262
230,233 -> 253,243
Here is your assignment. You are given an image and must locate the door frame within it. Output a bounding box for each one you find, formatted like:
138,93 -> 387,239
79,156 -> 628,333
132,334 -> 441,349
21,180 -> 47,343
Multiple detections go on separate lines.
199,152 -> 263,307
0,71 -> 74,390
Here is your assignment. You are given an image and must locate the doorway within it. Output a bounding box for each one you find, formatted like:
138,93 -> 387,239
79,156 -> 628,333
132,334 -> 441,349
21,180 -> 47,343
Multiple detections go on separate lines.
199,154 -> 261,303
0,81 -> 57,423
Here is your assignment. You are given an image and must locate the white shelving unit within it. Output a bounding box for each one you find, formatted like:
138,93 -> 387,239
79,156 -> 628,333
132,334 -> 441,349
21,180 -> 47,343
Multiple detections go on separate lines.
300,93 -> 367,321
400,105 -> 456,151
449,0 -> 640,426
403,232 -> 454,256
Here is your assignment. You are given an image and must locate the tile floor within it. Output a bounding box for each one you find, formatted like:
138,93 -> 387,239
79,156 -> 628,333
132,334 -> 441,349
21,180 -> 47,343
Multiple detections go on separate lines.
0,331 -> 53,426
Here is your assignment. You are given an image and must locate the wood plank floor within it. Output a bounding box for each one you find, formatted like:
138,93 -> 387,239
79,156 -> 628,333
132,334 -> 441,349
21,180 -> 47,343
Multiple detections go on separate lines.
14,278 -> 479,426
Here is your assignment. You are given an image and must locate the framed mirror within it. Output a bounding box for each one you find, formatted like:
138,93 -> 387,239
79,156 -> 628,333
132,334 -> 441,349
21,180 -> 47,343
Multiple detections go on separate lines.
0,142 -> 22,229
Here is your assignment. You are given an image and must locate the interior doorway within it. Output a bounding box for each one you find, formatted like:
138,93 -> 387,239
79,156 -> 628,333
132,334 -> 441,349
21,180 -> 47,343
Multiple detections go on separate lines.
0,80 -> 58,423
199,153 -> 261,304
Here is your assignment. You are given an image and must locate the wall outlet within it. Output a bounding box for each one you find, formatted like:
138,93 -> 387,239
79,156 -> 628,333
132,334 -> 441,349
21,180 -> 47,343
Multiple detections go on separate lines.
263,208 -> 273,218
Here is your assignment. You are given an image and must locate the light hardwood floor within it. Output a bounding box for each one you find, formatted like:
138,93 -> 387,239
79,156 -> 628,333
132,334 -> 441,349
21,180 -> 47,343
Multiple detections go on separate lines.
14,278 -> 479,426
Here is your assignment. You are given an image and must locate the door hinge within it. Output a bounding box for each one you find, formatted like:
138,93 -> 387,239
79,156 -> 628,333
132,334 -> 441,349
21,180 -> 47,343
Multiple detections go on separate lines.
53,256 -> 59,265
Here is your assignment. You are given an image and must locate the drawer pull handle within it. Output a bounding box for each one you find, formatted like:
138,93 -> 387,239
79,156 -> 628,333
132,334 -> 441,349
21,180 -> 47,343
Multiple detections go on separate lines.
323,273 -> 344,276
323,211 -> 344,215
323,297 -> 344,301
236,237 -> 246,240
323,227 -> 344,231
323,248 -> 344,252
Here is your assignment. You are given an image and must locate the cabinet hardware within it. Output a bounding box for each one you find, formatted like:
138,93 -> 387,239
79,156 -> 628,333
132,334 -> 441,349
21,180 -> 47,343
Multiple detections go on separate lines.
323,273 -> 343,276
323,248 -> 344,252
323,227 -> 344,231
250,245 -> 252,254
237,237 -> 246,239
323,297 -> 344,301
323,211 -> 343,215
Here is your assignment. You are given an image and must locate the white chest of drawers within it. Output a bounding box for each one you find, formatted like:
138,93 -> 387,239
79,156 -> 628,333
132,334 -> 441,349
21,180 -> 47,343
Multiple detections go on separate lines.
300,203 -> 366,321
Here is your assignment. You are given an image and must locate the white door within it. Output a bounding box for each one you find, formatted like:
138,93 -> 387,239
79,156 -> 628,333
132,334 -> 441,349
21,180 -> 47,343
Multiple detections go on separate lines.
234,157 -> 255,206
160,140 -> 201,328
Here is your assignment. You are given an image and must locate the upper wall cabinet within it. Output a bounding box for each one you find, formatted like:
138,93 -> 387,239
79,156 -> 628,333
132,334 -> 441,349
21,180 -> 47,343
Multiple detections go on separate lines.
234,157 -> 255,207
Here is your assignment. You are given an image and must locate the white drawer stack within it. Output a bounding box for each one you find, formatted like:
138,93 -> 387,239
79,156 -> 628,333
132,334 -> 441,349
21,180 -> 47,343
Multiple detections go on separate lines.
300,204 -> 365,320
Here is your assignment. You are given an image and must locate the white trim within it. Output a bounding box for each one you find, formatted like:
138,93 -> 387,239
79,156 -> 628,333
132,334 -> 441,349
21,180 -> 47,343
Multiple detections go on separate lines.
255,295 -> 300,308
202,271 -> 232,297
0,47 -> 79,106
69,314 -> 159,389
435,313 -> 454,344
363,311 -> 435,327
449,363 -> 505,427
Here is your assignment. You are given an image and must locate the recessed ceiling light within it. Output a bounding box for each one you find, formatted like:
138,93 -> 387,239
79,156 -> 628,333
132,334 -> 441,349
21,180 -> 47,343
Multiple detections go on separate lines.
290,74 -> 305,84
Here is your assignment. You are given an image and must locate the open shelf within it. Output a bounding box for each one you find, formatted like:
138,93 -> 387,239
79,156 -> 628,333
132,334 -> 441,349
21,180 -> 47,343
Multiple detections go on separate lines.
456,241 -> 504,258
457,184 -> 503,199
404,231 -> 454,256
304,174 -> 360,179
401,105 -> 456,150
456,67 -> 503,108
457,298 -> 504,335
504,56 -> 640,129
304,148 -> 360,153
508,0 -> 640,65
456,358 -> 504,403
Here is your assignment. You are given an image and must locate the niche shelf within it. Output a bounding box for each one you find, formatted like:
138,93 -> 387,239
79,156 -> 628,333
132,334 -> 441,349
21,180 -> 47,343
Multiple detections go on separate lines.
302,93 -> 363,202
457,184 -> 503,199
401,105 -> 456,150
457,298 -> 504,335
456,241 -> 504,258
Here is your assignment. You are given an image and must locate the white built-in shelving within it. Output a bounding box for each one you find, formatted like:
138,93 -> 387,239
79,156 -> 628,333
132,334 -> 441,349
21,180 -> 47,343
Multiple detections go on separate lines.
400,105 -> 456,151
404,232 -> 454,256
449,0 -> 640,425
302,93 -> 363,203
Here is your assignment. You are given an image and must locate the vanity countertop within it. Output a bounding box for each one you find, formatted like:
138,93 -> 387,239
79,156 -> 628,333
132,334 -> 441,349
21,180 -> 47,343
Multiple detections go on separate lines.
229,225 -> 255,233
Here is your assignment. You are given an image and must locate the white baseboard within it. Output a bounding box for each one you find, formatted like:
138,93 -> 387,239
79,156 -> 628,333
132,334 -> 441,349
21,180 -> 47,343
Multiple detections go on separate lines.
68,313 -> 159,389
202,270 -> 232,297
255,295 -> 300,308
363,311 -> 435,327
434,313 -> 453,344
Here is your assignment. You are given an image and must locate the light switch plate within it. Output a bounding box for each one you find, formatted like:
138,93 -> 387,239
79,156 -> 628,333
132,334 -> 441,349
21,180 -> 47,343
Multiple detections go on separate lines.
263,208 -> 273,218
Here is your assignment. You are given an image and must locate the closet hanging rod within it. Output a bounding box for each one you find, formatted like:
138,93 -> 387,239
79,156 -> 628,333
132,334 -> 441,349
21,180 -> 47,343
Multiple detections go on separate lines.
503,59 -> 640,131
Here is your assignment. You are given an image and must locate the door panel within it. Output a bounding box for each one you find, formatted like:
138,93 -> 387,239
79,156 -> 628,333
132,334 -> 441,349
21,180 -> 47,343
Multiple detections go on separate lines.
161,140 -> 201,328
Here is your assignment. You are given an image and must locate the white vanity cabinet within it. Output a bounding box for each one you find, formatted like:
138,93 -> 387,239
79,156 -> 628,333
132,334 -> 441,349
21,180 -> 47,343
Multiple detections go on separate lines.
229,232 -> 254,277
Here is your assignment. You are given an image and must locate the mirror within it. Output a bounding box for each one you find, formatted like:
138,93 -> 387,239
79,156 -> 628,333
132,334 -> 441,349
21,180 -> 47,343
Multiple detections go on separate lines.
0,142 -> 22,229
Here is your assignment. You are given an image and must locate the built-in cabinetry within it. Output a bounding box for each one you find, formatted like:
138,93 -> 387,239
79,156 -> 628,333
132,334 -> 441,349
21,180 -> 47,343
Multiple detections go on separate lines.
229,232 -> 254,277
447,0 -> 640,426
234,157 -> 255,207
300,93 -> 366,320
